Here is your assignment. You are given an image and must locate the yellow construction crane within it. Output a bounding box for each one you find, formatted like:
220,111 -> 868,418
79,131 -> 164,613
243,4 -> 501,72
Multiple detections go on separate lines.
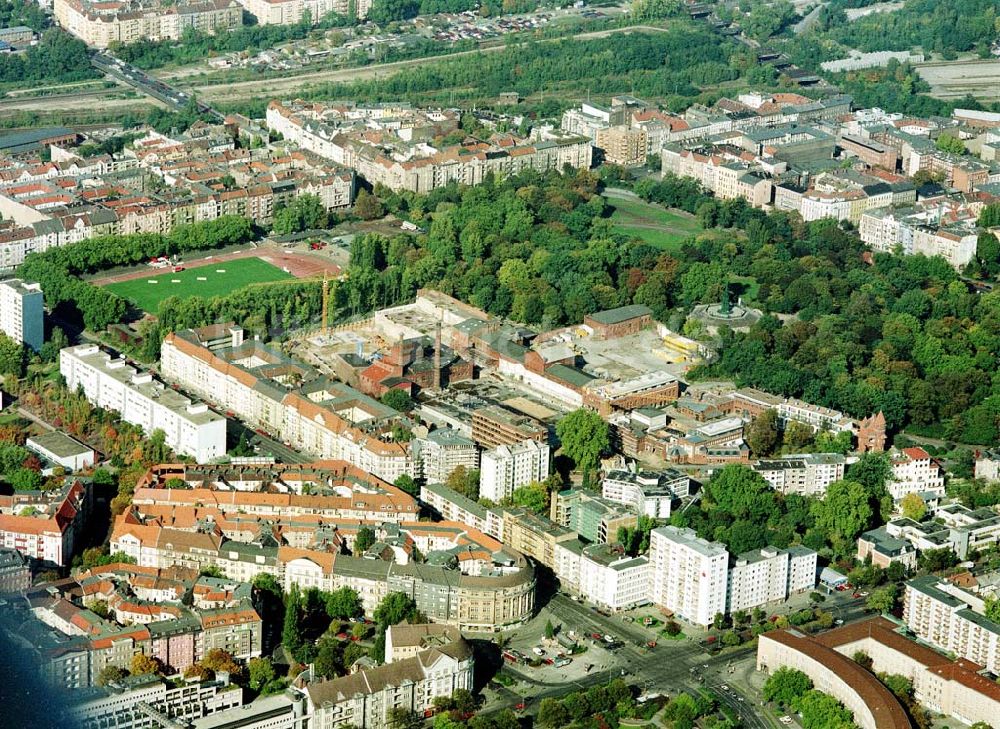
246,272 -> 331,333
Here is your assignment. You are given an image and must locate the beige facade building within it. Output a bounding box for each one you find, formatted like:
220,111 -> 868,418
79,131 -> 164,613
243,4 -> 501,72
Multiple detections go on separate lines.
760,617 -> 1000,729
595,127 -> 648,167
55,0 -> 242,48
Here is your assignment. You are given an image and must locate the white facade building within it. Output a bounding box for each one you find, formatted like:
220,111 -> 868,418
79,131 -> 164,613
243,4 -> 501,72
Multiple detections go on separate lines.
890,447 -> 945,500
727,547 -> 790,614
60,344 -> 226,462
649,525 -> 728,627
726,545 -> 817,613
416,429 -> 479,484
578,545 -> 651,612
479,440 -> 550,503
601,469 -> 690,518
0,278 -> 43,351
903,576 -> 1000,675
752,453 -> 849,497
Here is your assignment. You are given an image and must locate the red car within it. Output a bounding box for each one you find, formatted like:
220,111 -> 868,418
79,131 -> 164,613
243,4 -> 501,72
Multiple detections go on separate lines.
591,632 -> 602,640
515,703 -> 525,711
853,592 -> 862,599
646,641 -> 657,648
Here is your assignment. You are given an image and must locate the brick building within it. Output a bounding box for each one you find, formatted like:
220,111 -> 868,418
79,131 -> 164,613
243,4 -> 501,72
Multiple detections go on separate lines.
584,305 -> 653,339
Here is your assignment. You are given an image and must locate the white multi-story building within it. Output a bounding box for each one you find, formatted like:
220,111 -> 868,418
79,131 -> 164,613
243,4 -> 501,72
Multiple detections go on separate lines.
578,545 -> 651,612
479,440 -> 550,503
976,450 -> 1000,483
890,447 -> 945,500
752,453 -> 849,497
727,545 -> 817,613
786,546 -> 818,595
727,547 -> 789,614
416,429 -> 479,484
0,278 -> 43,351
649,526 -> 728,627
903,576 -> 1000,675
60,344 -> 226,462
601,468 -> 690,518
305,637 -> 473,729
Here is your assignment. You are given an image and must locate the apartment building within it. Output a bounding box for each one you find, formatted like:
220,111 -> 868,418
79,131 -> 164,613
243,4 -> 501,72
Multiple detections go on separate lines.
0,479 -> 91,567
903,576 -> 1000,675
160,328 -> 416,482
112,513 -> 535,632
470,405 -> 548,449
601,468 -> 690,518
419,482 -> 504,542
890,447 -> 945,500
752,453 -> 849,497
0,278 -> 43,351
415,429 -> 479,484
882,504 -> 1000,560
267,100 -> 592,193
130,462 -> 419,525
859,205 -> 979,269
60,344 -> 226,463
55,0 -> 242,48
727,546 -> 816,613
550,489 -> 637,545
384,624 -> 461,664
578,544 -> 650,612
856,526 -> 919,570
235,0 -> 372,24
0,547 -> 30,593
595,126 -> 648,167
649,526 -> 728,627
305,637 -> 473,729
479,440 -> 550,503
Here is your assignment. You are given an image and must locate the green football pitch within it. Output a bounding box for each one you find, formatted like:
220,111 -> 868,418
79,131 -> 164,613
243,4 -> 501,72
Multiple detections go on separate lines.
104,257 -> 293,313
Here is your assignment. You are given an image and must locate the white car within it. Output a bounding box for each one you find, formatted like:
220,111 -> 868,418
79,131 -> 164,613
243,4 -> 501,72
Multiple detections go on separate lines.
532,647 -> 545,656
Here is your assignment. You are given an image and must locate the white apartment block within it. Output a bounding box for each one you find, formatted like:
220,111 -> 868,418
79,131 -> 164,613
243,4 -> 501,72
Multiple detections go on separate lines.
904,577 -> 1000,675
601,469 -> 690,519
752,453 -> 849,497
786,546 -> 818,595
726,545 -> 817,614
890,447 -> 945,500
727,547 -> 789,614
860,207 -> 978,270
0,278 -> 43,351
60,344 -> 226,462
416,429 -> 479,484
976,451 -> 1000,482
649,526 -> 728,627
578,546 -> 650,612
479,440 -> 550,503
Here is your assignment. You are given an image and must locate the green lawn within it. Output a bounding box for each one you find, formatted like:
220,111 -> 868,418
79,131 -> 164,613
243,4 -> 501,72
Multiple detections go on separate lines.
105,257 -> 293,313
606,195 -> 703,252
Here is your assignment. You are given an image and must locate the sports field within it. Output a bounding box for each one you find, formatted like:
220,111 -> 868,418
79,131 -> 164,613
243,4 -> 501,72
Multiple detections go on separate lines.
105,257 -> 293,313
606,195 -> 703,252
